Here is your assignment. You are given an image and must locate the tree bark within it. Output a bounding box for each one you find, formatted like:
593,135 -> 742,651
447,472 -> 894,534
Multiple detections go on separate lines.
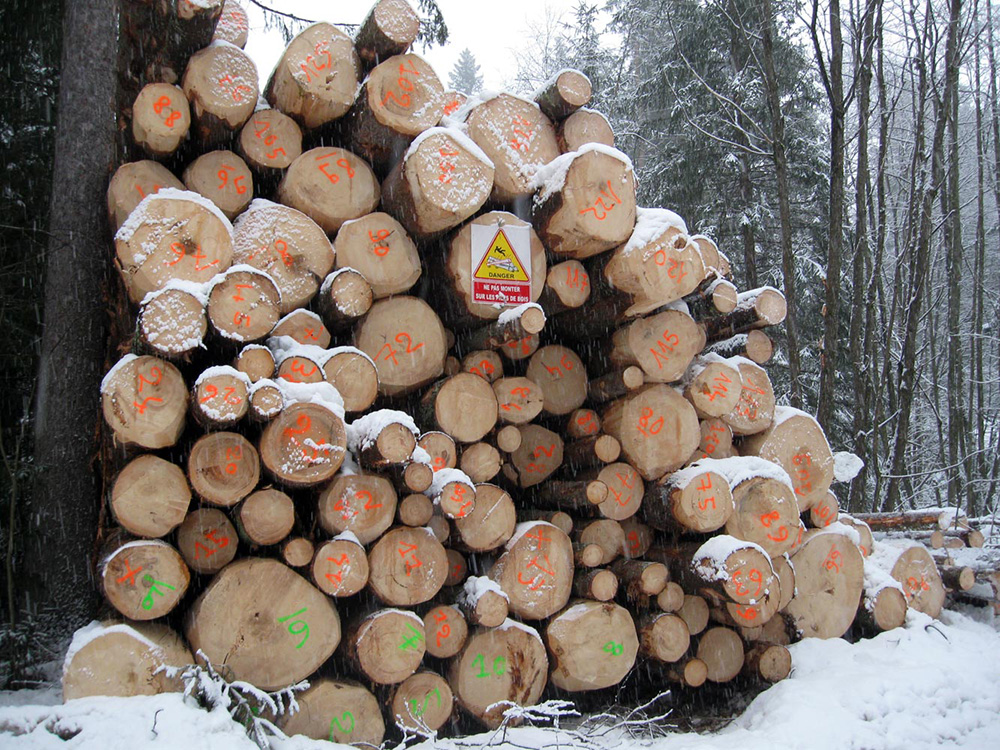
24,0 -> 119,640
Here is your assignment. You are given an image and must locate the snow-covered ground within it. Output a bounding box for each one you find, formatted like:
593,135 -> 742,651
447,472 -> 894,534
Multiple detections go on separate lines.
1,607 -> 997,749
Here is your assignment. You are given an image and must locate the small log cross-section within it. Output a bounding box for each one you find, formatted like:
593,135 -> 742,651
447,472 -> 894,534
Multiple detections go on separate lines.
642,465 -> 734,534
187,431 -> 260,507
239,108 -> 303,172
741,407 -> 835,513
182,42 -> 258,144
111,455 -> 192,538
885,543 -> 947,618
355,296 -> 448,397
367,526 -> 448,606
381,127 -> 494,238
138,287 -> 208,360
545,600 -> 638,691
697,626 -> 745,683
102,539 -> 191,621
722,360 -> 776,436
182,150 -> 253,220
601,384 -> 701,481
557,108 -> 614,152
534,69 -> 592,121
448,622 -> 548,728
176,508 -> 238,574
609,308 -> 705,384
186,558 -> 341,691
533,146 -> 637,259
334,212 -> 421,298
259,402 -> 347,487
265,22 -> 360,130
102,355 -> 188,450
132,83 -> 191,157
355,0 -> 420,68
312,536 -> 369,597
391,671 -> 454,735
278,147 -> 381,234
62,622 -> 192,701
238,488 -> 295,546
317,474 -> 396,544
207,268 -> 282,344
345,609 -> 426,684
526,345 -> 588,416
420,373 -> 499,443
489,522 -> 574,620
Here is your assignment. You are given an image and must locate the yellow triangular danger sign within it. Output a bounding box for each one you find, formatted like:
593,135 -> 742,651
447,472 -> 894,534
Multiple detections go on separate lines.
472,228 -> 529,282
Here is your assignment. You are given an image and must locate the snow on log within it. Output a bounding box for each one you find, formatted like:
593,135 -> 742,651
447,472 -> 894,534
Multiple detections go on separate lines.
264,23 -> 360,130
317,473 -> 397,544
641,462 -> 734,534
741,406 -> 834,513
107,160 -> 185,231
704,286 -> 787,342
259,401 -> 347,487
101,538 -> 191,620
346,54 -> 445,169
556,107 -> 614,152
206,266 -> 282,343
186,558 -> 341,691
489,522 -> 574,620
355,0 -> 421,69
344,608 -> 426,684
212,1 -> 249,48
114,188 -> 234,304
232,200 -> 335,313
279,679 -> 384,745
62,621 -> 192,701
534,69 -> 592,122
871,539 -> 946,618
138,285 -> 208,360
721,359 -> 776,436
182,41 -> 258,144
463,93 -> 560,205
533,145 -> 637,259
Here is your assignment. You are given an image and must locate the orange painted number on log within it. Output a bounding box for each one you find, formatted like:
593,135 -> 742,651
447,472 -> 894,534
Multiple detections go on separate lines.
627,530 -> 641,555
315,152 -> 355,184
218,73 -> 253,103
706,371 -> 732,401
759,510 -> 789,543
377,332 -> 424,366
566,265 -> 589,290
579,180 -> 622,221
324,553 -> 349,585
509,115 -> 534,152
824,545 -> 843,573
438,146 -> 459,183
382,59 -> 420,108
398,542 -> 422,575
116,559 -> 143,586
733,568 -> 763,598
434,608 -> 451,647
224,445 -> 242,474
217,164 -> 247,194
734,604 -> 758,621
368,228 -> 391,257
650,328 -> 681,368
637,407 -> 664,437
299,40 -> 332,82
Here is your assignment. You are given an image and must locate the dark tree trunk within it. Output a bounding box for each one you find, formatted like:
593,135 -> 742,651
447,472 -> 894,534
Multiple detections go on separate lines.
23,0 -> 119,645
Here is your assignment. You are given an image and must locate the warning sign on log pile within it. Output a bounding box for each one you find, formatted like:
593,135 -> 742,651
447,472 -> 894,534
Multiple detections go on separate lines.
471,222 -> 532,306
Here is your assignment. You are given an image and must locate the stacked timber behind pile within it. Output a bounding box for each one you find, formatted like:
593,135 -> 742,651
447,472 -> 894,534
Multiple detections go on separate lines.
67,0 -> 996,740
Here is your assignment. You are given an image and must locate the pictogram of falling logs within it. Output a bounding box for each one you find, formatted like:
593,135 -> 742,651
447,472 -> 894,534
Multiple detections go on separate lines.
68,0 -> 1000,741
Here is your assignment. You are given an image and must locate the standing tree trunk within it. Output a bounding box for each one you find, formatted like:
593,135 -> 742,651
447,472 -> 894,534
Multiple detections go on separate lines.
22,0 -> 119,644
760,0 -> 801,408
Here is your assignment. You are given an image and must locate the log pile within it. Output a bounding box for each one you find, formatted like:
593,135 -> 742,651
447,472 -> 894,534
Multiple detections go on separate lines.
66,0 -> 997,741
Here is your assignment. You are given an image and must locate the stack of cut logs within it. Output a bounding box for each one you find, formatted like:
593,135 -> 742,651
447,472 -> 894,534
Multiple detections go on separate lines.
64,0 -> 996,742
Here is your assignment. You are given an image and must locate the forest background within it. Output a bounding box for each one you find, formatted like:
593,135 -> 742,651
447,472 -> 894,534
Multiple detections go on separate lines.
1,0 -> 997,686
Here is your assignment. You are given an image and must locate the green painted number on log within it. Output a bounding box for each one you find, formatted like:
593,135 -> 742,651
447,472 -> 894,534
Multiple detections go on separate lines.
603,641 -> 624,656
398,623 -> 424,651
329,711 -> 355,738
472,653 -> 506,678
277,606 -> 310,649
